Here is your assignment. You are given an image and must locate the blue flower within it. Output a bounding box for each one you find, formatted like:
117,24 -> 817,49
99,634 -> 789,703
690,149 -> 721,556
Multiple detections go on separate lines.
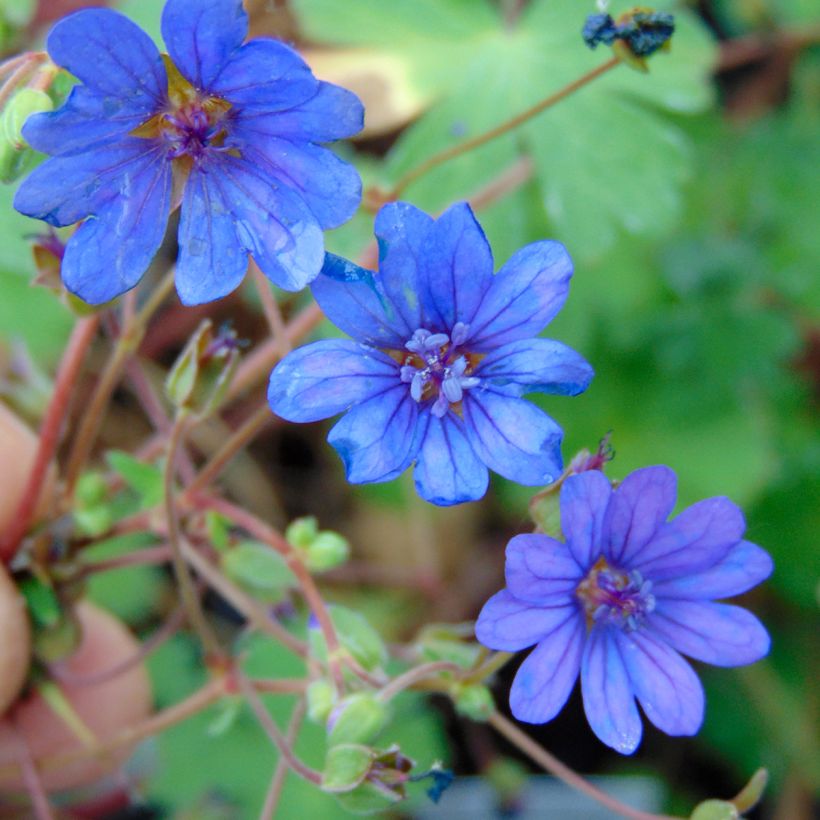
13,0 -> 363,305
476,466 -> 773,753
268,201 -> 593,506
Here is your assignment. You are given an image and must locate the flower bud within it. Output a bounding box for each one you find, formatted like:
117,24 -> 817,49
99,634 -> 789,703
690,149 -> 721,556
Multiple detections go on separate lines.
0,87 -> 52,183
165,320 -> 242,418
452,683 -> 494,721
689,801 -> 739,820
285,516 -> 319,549
306,679 -> 337,725
305,531 -> 350,572
327,692 -> 390,746
309,605 -> 388,673
321,743 -> 373,793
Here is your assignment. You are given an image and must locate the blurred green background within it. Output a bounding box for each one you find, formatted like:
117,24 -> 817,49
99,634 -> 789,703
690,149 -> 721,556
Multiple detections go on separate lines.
0,0 -> 817,817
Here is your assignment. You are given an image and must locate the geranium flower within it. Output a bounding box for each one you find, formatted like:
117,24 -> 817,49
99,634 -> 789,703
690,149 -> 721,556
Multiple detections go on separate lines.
476,466 -> 773,753
268,201 -> 593,505
14,0 -> 363,305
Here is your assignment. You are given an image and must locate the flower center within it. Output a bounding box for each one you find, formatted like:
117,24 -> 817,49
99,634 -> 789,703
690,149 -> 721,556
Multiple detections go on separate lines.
576,556 -> 655,632
131,55 -> 232,161
399,323 -> 480,417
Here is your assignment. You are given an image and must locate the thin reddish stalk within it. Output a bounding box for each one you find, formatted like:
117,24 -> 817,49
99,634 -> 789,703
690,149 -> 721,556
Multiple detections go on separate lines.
191,494 -> 345,693
0,315 -> 100,563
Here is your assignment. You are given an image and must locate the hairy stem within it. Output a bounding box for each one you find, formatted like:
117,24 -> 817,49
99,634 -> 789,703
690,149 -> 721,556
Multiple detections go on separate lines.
63,271 -> 176,500
488,712 -> 681,820
164,412 -> 224,660
0,315 -> 100,563
386,56 -> 620,199
260,699 -> 307,820
191,495 -> 346,693
237,674 -> 321,785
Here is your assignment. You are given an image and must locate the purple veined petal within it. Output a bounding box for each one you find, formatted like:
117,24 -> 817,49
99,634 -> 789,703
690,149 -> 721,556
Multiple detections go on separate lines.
211,39 -> 317,111
617,629 -> 704,737
421,202 -> 494,333
14,139 -> 155,227
22,86 -> 151,158
268,340 -> 400,424
161,0 -> 247,90
475,590 -> 579,653
632,496 -> 747,581
581,626 -> 642,754
236,138 -> 361,231
560,470 -> 613,570
462,389 -> 563,485
242,82 -> 364,143
509,612 -> 585,724
413,411 -> 489,506
204,154 -> 324,292
327,385 -> 421,484
604,466 -> 677,567
175,167 -> 246,305
46,9 -> 165,111
467,240 -> 573,351
474,338 -> 594,398
60,148 -> 172,304
374,202 -> 435,337
653,540 -> 773,600
647,601 -> 770,667
311,256 -> 407,349
504,533 -> 583,605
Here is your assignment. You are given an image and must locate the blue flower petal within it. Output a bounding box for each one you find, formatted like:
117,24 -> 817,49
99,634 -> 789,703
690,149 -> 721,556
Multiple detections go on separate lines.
162,0 -> 247,89
327,386 -> 420,483
648,601 -> 770,667
504,534 -> 582,605
632,496 -> 746,581
46,9 -> 165,111
23,86 -> 150,158
14,139 -> 153,227
237,138 -> 361,230
581,626 -> 642,754
652,540 -> 773,600
268,340 -> 398,424
463,390 -> 563,485
467,240 -> 573,351
617,630 -> 704,736
246,82 -> 364,143
311,257 -> 407,349
212,39 -> 317,111
510,614 -> 585,724
175,168 -> 245,304
604,466 -> 677,567
475,591 -> 578,653
422,203 -> 494,332
60,149 -> 172,303
413,413 -> 488,505
375,202 -> 435,337
560,471 -> 613,569
176,155 -> 323,304
474,338 -> 594,397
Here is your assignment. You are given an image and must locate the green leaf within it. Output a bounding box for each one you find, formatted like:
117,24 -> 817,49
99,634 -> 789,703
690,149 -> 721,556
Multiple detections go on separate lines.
221,541 -> 295,601
295,0 -> 715,259
106,450 -> 164,508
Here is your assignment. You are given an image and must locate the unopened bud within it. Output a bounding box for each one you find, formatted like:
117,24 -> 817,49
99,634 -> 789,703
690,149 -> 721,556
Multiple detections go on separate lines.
452,683 -> 494,721
327,692 -> 390,746
305,531 -> 350,572
306,679 -> 337,724
165,320 -> 242,417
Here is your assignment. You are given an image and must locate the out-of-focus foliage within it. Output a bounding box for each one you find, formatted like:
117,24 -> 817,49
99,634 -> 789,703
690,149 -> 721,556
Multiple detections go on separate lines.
0,0 -> 816,816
